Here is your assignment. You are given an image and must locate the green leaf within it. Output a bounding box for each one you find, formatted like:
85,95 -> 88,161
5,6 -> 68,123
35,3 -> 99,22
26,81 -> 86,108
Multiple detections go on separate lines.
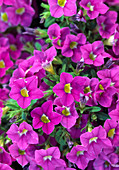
6,99 -> 21,109
88,106 -> 101,112
22,111 -> 26,120
60,64 -> 66,74
44,78 -> 54,87
97,112 -> 110,121
44,16 -> 56,28
41,3 -> 50,10
91,69 -> 97,77
35,42 -> 42,51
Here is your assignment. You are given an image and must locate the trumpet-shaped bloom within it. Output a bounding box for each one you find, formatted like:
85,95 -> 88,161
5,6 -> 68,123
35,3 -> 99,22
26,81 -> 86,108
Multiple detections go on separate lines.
95,78 -> 116,107
0,51 -> 13,78
9,76 -> 44,109
48,0 -> 77,18
80,41 -> 109,66
80,0 -> 109,19
54,97 -> 78,129
62,33 -> 86,62
33,46 -> 57,74
53,72 -> 87,106
93,152 -> 119,170
48,23 -> 70,49
6,0 -> 35,27
97,11 -> 117,39
7,122 -> 39,150
31,100 -> 62,134
80,126 -> 112,158
104,119 -> 119,146
9,143 -> 30,167
35,147 -> 66,170
97,66 -> 119,93
66,145 -> 92,169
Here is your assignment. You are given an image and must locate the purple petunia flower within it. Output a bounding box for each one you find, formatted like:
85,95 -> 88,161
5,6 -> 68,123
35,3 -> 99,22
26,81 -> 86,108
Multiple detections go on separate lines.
35,147 -> 66,170
62,33 -> 86,63
80,0 -> 109,19
33,46 -> 57,75
6,0 -> 35,27
48,0 -> 77,18
7,122 -> 39,150
31,100 -> 62,134
104,119 -> 119,147
0,51 -> 13,78
54,97 -> 78,129
97,66 -> 119,93
93,151 -> 119,169
80,41 -> 109,66
48,23 -> 70,49
80,126 -> 112,158
9,143 -> 30,167
97,11 -> 117,39
66,145 -> 93,169
53,72 -> 90,106
95,78 -> 116,107
9,76 -> 44,109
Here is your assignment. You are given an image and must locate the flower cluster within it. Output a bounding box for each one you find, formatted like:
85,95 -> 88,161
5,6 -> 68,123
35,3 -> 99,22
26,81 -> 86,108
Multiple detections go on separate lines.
0,0 -> 119,170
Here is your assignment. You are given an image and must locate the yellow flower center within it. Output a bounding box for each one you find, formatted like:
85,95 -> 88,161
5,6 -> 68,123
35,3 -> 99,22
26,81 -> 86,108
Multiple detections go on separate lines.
58,0 -> 66,7
57,39 -> 61,46
0,148 -> 3,153
18,129 -> 28,136
0,60 -> 5,68
10,45 -> 17,51
16,8 -> 25,15
87,3 -> 94,11
43,155 -> 52,161
89,137 -> 98,144
19,149 -> 25,155
1,13 -> 8,22
70,41 -> 77,49
84,86 -> 91,93
20,88 -> 29,97
108,128 -> 115,138
105,161 -> 110,167
77,150 -> 84,156
99,84 -> 104,90
89,52 -> 96,61
64,83 -> 71,93
41,114 -> 50,123
62,107 -> 70,116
